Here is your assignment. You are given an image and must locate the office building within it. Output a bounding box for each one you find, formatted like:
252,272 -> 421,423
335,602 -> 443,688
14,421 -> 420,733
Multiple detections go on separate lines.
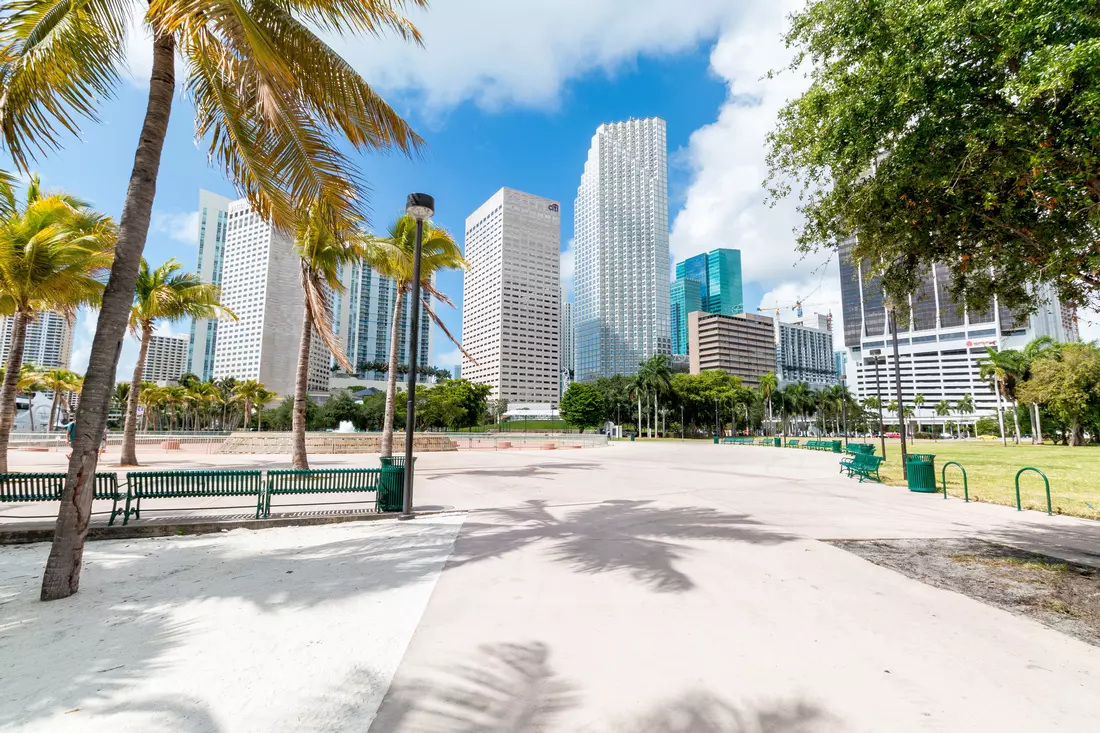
834,350 -> 848,386
334,261 -> 431,383
560,288 -> 574,394
212,199 -> 330,397
670,277 -> 703,356
462,187 -> 561,404
574,117 -> 671,381
776,313 -> 837,386
142,334 -> 189,383
187,189 -> 232,381
675,248 -> 744,316
0,311 -> 74,370
688,311 -> 776,387
839,238 -> 1078,423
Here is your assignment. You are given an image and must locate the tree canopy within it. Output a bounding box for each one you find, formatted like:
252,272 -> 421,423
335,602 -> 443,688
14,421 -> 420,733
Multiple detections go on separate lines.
560,383 -> 605,433
767,0 -> 1100,313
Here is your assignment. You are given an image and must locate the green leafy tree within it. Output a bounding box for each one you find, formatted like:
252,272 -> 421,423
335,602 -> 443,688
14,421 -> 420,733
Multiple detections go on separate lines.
40,368 -> 80,432
0,175 -> 114,470
7,0 -> 429,602
912,393 -> 925,437
934,400 -> 951,438
1018,343 -> 1100,446
767,0 -> 1100,315
1020,336 -> 1062,444
758,371 -> 778,436
121,258 -> 233,465
560,383 -> 605,434
979,347 -> 1027,444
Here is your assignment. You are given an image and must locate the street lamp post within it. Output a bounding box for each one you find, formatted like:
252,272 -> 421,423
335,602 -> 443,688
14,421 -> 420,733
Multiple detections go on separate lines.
888,309 -> 909,479
714,396 -> 719,438
401,193 -> 434,519
869,349 -> 886,460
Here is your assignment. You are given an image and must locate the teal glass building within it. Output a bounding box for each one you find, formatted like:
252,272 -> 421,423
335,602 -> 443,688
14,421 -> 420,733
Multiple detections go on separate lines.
674,248 -> 744,316
670,278 -> 703,355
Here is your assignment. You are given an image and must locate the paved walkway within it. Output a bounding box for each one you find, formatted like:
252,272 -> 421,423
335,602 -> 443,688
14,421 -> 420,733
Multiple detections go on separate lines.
3,442 -> 1099,731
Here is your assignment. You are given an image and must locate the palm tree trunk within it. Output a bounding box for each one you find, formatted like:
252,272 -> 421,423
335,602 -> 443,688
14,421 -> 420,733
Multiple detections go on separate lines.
1032,403 -> 1042,445
0,311 -> 29,472
291,293 -> 312,469
380,288 -> 405,458
120,326 -> 152,466
637,394 -> 642,437
1011,400 -> 1021,444
48,389 -> 60,433
27,393 -> 36,432
41,31 -> 176,602
652,396 -> 657,439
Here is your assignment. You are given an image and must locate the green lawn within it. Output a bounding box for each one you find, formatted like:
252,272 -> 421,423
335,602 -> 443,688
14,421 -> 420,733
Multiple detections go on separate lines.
864,439 -> 1100,519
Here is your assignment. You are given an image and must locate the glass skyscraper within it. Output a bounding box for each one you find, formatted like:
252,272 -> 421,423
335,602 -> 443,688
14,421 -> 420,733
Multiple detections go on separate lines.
574,118 -> 670,381
187,189 -> 231,381
670,278 -> 702,356
674,248 -> 744,316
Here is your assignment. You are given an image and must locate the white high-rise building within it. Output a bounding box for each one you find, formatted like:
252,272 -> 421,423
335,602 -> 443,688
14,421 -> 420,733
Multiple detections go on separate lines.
142,334 -> 189,384
462,187 -> 561,404
776,313 -> 838,387
212,199 -> 330,397
334,261 -> 431,382
560,287 -> 573,396
574,117 -> 670,381
0,312 -> 74,370
187,189 -> 232,381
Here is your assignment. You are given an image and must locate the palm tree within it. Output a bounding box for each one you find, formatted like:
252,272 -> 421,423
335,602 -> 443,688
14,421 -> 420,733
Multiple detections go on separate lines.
0,176 -> 114,467
628,371 -> 647,436
120,258 -> 233,465
785,382 -> 814,436
1021,336 -> 1061,444
641,354 -> 672,438
955,395 -> 975,438
254,388 -> 278,432
139,384 -> 164,431
912,393 -> 925,438
759,371 -> 778,436
234,380 -> 264,432
7,2 -> 430,601
40,369 -> 80,432
366,215 -> 471,458
980,347 -> 1025,445
934,400 -> 952,438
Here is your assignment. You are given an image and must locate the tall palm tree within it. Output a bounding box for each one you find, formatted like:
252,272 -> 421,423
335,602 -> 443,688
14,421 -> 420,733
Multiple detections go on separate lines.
934,400 -> 951,438
366,215 -> 471,458
641,354 -> 672,438
955,395 -> 975,438
234,380 -> 265,432
759,371 -> 778,436
120,258 -> 233,465
0,175 -> 114,469
980,347 -> 1025,445
912,393 -> 925,438
6,1 -> 430,601
40,368 -> 80,432
785,382 -> 813,436
254,387 -> 278,432
1021,336 -> 1061,444
628,371 -> 647,436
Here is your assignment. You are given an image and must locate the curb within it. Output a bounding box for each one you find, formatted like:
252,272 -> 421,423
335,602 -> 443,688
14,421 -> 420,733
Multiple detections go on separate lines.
0,509 -> 456,545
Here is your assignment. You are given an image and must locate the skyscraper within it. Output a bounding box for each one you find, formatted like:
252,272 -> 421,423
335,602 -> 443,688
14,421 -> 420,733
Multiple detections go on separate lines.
212,199 -> 330,397
675,248 -> 744,316
334,261 -> 431,381
670,278 -> 703,356
142,334 -> 189,383
574,117 -> 670,381
462,188 -> 560,404
776,314 -> 837,386
187,190 -> 231,381
0,312 -> 73,370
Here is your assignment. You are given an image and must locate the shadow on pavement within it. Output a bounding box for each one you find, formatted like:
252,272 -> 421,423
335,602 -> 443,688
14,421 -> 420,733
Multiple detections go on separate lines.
449,499 -> 797,593
421,462 -> 598,480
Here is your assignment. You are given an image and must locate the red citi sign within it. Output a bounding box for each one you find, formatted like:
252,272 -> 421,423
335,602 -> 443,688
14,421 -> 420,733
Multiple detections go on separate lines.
548,203 -> 559,212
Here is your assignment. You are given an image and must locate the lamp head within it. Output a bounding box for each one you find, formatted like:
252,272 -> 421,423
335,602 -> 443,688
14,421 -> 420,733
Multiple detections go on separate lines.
869,349 -> 882,357
406,193 -> 435,221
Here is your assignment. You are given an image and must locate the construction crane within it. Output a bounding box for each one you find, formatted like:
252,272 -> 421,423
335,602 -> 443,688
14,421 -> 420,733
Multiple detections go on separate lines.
757,299 -> 833,321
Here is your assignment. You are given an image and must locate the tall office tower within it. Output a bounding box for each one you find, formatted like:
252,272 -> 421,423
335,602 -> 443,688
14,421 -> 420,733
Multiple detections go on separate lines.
675,248 -> 744,316
142,334 -> 189,383
0,312 -> 74,369
333,261 -> 431,381
212,199 -> 331,397
670,277 -> 703,356
462,188 -> 561,404
776,314 -> 837,386
574,117 -> 670,381
187,190 -> 232,380
839,238 -> 1077,426
687,311 -> 776,387
560,287 -> 574,395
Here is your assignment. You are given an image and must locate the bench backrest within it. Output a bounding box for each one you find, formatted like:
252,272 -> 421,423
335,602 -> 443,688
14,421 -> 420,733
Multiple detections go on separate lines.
788,440 -> 799,447
128,470 -> 262,498
854,454 -> 884,469
0,472 -> 120,501
267,468 -> 386,495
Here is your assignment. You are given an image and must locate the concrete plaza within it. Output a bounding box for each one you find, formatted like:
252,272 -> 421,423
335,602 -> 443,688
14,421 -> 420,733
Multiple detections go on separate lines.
2,442 -> 1099,731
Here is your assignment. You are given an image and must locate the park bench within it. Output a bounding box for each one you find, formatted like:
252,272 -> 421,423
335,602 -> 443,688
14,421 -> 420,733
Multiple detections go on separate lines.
0,472 -> 124,525
264,467 -> 395,517
124,470 -> 264,524
845,443 -> 876,456
787,440 -> 799,448
840,453 -> 884,483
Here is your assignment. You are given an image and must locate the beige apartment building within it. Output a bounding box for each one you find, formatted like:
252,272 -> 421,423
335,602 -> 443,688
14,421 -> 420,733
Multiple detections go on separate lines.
688,311 -> 776,387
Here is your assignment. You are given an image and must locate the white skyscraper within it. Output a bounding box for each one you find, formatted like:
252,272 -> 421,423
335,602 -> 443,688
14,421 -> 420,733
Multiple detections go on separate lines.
574,117 -> 670,381
212,199 -> 330,397
0,312 -> 74,370
143,334 -> 189,383
187,189 -> 232,381
462,187 -> 561,404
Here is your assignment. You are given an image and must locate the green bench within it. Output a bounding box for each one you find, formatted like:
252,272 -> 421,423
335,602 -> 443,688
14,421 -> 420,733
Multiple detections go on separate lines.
264,467 -> 394,517
786,439 -> 800,448
845,443 -> 876,456
0,472 -> 124,525
840,453 -> 884,483
124,470 -> 264,524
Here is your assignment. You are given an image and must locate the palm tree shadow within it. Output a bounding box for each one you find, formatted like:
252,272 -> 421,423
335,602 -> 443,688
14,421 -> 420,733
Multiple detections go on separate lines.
622,690 -> 835,732
449,499 -> 797,593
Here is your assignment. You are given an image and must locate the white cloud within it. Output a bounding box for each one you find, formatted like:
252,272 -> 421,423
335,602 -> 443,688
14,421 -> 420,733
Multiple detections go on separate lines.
1077,309 -> 1100,343
434,347 -> 463,369
151,210 -> 201,247
70,311 -> 141,381
560,239 -> 575,301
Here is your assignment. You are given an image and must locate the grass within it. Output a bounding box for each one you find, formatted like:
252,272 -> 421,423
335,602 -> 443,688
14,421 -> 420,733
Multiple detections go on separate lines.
867,439 -> 1100,519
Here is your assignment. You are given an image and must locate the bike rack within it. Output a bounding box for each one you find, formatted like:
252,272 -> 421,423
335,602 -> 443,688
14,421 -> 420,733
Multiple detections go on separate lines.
940,461 -> 968,502
1015,467 -> 1052,516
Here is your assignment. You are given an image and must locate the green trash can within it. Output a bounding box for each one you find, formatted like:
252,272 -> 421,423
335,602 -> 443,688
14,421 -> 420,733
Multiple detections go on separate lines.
632,433 -> 637,442
773,437 -> 781,448
905,454 -> 936,493
831,440 -> 842,453
712,435 -> 718,444
379,456 -> 416,511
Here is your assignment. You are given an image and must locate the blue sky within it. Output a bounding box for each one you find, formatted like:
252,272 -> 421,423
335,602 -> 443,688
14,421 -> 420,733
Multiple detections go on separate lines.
2,0 -> 916,378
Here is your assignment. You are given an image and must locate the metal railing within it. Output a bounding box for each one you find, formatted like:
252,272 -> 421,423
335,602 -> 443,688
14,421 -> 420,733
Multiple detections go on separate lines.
444,433 -> 608,451
8,431 -> 231,453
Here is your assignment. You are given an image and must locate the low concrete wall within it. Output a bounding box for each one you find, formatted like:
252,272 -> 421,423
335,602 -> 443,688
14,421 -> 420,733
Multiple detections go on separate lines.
218,432 -> 458,454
